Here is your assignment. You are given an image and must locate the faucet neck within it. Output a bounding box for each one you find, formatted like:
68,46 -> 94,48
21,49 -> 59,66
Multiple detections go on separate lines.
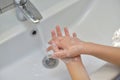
20,0 -> 27,5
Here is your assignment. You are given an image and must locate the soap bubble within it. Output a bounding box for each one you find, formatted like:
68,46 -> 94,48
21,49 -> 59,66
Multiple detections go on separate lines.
112,28 -> 120,47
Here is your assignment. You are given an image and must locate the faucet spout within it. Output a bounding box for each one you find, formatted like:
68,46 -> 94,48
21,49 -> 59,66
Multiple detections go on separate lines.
15,0 -> 42,23
20,0 -> 27,5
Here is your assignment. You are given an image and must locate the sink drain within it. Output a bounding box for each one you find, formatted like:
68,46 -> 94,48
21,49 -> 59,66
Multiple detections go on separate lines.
42,56 -> 59,69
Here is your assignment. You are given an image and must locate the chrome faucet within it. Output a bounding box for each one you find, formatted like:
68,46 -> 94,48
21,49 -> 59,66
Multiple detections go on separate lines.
19,0 -> 27,5
14,0 -> 42,23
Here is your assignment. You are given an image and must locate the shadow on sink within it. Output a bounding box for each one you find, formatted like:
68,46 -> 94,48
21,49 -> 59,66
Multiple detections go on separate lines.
113,73 -> 120,80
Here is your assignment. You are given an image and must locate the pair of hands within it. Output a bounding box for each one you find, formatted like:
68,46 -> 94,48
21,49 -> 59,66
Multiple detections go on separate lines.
47,25 -> 84,63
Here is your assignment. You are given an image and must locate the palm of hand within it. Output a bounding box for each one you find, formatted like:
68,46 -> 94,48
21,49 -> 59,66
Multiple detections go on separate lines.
52,36 -> 82,58
47,26 -> 82,63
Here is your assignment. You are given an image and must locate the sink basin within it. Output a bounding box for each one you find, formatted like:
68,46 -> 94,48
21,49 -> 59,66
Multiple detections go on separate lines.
0,0 -> 120,80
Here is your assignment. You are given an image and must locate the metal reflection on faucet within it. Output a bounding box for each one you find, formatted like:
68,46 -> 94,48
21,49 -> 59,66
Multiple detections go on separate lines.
15,0 -> 42,23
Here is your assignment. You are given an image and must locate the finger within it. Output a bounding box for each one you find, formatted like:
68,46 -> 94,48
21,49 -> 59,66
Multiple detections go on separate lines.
47,46 -> 53,51
52,50 -> 67,59
47,44 -> 59,52
51,30 -> 56,39
56,25 -> 62,37
52,52 -> 64,59
48,40 -> 64,51
73,32 -> 77,38
48,40 -> 52,44
48,39 -> 55,44
64,27 -> 70,37
52,43 -> 59,52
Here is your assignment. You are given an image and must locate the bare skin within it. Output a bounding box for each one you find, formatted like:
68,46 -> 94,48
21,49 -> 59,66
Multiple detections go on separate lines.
47,25 -> 90,80
47,26 -> 120,66
66,61 -> 90,80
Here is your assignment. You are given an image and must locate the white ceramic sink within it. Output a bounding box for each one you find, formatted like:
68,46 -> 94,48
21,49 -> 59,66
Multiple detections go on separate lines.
0,0 -> 120,80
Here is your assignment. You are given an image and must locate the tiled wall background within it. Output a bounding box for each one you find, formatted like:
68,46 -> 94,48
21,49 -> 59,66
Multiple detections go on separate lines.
0,0 -> 15,14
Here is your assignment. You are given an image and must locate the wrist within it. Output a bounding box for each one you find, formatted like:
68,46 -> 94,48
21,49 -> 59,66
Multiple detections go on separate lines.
63,57 -> 81,65
65,60 -> 82,67
78,41 -> 94,55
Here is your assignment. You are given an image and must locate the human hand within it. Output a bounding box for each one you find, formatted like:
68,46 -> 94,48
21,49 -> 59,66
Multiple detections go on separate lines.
47,25 -> 84,60
47,26 -> 90,80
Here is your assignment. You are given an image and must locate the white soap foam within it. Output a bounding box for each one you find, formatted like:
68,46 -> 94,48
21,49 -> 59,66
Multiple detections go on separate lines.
112,28 -> 120,47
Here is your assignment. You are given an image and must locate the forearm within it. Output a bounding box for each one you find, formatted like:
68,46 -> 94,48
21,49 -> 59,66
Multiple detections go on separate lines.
66,60 -> 90,80
84,42 -> 120,66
